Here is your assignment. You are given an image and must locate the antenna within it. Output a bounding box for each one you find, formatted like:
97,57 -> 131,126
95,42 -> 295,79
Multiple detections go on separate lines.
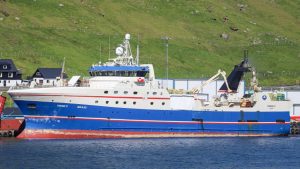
108,35 -> 111,60
244,49 -> 248,59
60,57 -> 65,87
136,34 -> 140,65
99,43 -> 102,63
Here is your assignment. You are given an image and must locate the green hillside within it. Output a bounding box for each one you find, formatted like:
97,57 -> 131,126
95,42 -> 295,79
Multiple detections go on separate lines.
0,0 -> 299,85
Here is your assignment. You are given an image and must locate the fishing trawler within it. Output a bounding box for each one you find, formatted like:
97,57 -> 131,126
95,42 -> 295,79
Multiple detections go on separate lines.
8,34 -> 291,139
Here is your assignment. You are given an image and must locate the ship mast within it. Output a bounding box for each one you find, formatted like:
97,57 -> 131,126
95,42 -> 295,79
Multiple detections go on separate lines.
114,34 -> 136,66
59,57 -> 65,87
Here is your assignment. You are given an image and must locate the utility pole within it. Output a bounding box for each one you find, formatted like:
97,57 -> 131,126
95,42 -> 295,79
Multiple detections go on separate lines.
161,36 -> 170,87
136,35 -> 140,65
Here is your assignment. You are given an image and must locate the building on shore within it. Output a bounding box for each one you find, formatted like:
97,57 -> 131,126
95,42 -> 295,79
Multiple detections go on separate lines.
0,59 -> 22,87
31,68 -> 68,86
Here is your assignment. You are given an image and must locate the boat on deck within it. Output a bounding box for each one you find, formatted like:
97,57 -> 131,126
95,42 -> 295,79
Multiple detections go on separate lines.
8,34 -> 292,139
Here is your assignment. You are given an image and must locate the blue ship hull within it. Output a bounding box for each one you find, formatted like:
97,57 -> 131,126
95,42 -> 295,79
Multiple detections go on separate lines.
14,100 -> 290,138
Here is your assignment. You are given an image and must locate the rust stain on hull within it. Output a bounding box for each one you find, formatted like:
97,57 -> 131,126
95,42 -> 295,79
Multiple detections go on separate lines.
17,129 -> 282,139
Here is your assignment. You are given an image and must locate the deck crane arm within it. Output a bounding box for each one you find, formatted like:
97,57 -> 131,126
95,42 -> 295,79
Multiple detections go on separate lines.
192,69 -> 232,94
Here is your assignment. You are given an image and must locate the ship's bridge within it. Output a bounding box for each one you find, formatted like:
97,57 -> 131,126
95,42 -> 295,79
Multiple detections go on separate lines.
89,65 -> 149,77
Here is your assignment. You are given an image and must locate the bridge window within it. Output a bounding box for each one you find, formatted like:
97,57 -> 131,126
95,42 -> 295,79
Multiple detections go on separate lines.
114,91 -> 118,94
137,71 -> 148,77
153,92 -> 157,95
107,71 -> 114,76
100,72 -> 108,76
128,71 -> 136,77
124,91 -> 128,94
91,69 -> 148,77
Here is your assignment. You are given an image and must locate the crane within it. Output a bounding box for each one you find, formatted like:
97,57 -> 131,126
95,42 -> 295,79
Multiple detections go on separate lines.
192,69 -> 232,94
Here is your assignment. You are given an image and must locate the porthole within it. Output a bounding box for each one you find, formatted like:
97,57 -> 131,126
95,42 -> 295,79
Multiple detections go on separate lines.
69,100 -> 72,103
95,100 -> 99,103
133,101 -> 136,105
115,101 -> 119,104
162,102 -> 165,105
133,91 -> 138,95
150,102 -> 154,105
104,91 -> 108,94
106,101 -> 109,104
114,91 -> 118,94
123,101 -> 127,104
124,91 -> 128,94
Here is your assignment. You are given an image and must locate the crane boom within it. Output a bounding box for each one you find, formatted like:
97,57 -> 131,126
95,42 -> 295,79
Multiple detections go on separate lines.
192,69 -> 232,94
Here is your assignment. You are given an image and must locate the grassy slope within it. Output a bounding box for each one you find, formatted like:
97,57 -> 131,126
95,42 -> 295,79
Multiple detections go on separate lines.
0,0 -> 299,85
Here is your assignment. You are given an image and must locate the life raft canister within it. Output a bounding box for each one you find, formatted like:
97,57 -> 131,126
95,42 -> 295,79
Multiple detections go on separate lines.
137,77 -> 145,83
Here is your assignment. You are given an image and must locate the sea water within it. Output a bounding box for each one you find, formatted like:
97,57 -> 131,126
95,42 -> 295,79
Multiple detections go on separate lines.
0,137 -> 300,169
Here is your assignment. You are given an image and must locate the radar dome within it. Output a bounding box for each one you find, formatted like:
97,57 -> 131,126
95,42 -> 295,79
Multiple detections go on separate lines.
115,47 -> 124,56
125,34 -> 130,40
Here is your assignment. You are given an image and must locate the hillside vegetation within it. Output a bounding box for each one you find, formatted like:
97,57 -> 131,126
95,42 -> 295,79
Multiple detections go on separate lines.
0,0 -> 299,85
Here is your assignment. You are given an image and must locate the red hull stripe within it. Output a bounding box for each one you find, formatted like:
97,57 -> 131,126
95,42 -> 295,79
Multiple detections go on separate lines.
13,93 -> 170,100
17,129 -> 282,139
26,115 -> 290,125
147,97 -> 170,100
291,116 -> 300,121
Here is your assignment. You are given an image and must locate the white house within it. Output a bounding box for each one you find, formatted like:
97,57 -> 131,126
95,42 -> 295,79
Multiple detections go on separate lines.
0,59 -> 22,87
31,68 -> 67,86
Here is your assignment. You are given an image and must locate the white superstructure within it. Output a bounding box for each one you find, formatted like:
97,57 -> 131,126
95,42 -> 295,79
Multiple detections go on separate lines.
9,34 -> 291,113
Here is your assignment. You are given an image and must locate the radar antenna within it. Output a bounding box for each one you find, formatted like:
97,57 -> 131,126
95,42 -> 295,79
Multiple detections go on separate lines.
113,33 -> 135,65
